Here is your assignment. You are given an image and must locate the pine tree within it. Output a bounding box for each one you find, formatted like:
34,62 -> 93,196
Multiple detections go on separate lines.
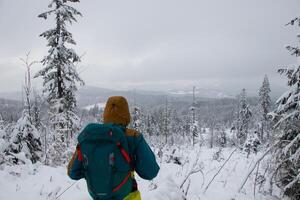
259,75 -> 272,141
243,131 -> 260,158
259,75 -> 271,120
270,17 -> 300,200
0,114 -> 4,134
32,91 -> 42,131
35,0 -> 84,164
145,114 -> 153,137
189,86 -> 199,146
237,89 -> 252,145
216,125 -> 227,148
169,109 -> 184,145
5,111 -> 42,164
4,53 -> 42,165
189,106 -> 199,146
89,104 -> 101,122
163,97 -> 170,144
0,115 -> 6,165
132,106 -> 143,133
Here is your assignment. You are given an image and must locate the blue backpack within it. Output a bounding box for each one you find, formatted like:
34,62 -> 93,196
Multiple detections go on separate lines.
77,123 -> 133,200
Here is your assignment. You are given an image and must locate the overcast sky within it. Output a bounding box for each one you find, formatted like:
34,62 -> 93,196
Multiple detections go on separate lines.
0,0 -> 299,96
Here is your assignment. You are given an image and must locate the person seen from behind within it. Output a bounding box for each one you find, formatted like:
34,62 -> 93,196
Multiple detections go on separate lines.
67,96 -> 160,200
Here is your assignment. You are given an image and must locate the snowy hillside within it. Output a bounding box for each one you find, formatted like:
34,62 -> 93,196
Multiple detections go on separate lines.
0,147 -> 281,200
1,0 -> 299,200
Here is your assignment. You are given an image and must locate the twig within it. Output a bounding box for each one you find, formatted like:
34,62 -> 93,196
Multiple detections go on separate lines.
258,162 -> 270,192
203,148 -> 237,194
180,150 -> 203,189
184,178 -> 191,196
237,141 -> 279,193
253,161 -> 260,197
55,181 -> 77,199
180,167 -> 204,189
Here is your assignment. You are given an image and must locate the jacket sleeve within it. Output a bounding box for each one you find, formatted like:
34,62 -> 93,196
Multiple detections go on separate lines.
67,148 -> 85,180
134,135 -> 160,180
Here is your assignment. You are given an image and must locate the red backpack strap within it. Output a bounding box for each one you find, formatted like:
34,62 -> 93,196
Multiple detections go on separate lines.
112,142 -> 132,193
112,171 -> 132,192
116,142 -> 131,164
76,144 -> 84,162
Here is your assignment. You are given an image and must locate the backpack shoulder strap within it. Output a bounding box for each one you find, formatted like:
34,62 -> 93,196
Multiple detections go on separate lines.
76,144 -> 84,162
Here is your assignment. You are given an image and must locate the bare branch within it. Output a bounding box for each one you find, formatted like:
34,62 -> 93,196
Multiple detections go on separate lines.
203,148 -> 237,194
237,141 -> 280,193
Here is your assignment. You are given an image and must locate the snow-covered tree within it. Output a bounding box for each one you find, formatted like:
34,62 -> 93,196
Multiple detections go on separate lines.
259,75 -> 271,121
0,115 -> 6,157
3,53 -> 42,165
132,106 -> 143,133
259,75 -> 272,141
0,114 -> 4,134
163,98 -> 171,144
5,111 -> 42,164
243,131 -> 260,158
88,104 -> 102,122
31,91 -> 43,130
145,114 -> 153,137
35,0 -> 84,164
169,109 -> 184,145
189,106 -> 199,146
0,115 -> 6,165
237,89 -> 252,145
269,17 -> 300,200
215,125 -> 227,148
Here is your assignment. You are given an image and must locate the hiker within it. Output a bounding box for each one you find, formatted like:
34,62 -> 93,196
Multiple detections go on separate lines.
67,96 -> 160,200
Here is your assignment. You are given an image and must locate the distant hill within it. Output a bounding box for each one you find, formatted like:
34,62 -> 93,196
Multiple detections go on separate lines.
167,87 -> 235,99
0,85 -> 263,110
0,91 -> 22,101
0,98 -> 23,121
77,86 -> 168,107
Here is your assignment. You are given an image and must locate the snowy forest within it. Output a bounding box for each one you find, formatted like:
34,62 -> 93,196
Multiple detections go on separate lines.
0,0 -> 299,200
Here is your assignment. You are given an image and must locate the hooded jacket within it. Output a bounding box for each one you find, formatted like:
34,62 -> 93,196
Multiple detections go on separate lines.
67,96 -> 159,185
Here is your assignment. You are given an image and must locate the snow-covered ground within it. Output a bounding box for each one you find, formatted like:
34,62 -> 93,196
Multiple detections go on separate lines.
0,147 -> 281,200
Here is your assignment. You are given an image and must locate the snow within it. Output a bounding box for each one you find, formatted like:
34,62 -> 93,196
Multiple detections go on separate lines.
0,147 -> 281,200
83,103 -> 106,111
0,138 -> 7,152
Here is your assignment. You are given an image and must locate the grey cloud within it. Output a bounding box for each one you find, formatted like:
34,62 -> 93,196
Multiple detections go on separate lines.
0,0 -> 299,96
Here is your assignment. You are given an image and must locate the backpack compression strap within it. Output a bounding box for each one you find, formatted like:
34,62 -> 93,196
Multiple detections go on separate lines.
112,142 -> 132,192
112,171 -> 132,192
116,142 -> 131,163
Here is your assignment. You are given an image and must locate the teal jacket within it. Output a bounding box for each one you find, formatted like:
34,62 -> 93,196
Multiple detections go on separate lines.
67,124 -> 160,182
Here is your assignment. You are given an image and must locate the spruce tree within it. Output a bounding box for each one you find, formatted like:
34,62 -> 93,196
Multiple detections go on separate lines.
132,106 -> 143,133
189,86 -> 199,146
32,91 -> 42,131
163,97 -> 170,144
189,106 -> 199,146
0,115 -> 6,165
270,17 -> 300,200
4,53 -> 42,165
35,0 -> 84,164
259,75 -> 272,141
259,75 -> 271,121
0,114 -> 4,134
237,89 -> 252,145
5,111 -> 42,164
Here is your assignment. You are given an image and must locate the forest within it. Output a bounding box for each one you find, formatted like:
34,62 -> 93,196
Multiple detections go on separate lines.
0,0 -> 299,200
